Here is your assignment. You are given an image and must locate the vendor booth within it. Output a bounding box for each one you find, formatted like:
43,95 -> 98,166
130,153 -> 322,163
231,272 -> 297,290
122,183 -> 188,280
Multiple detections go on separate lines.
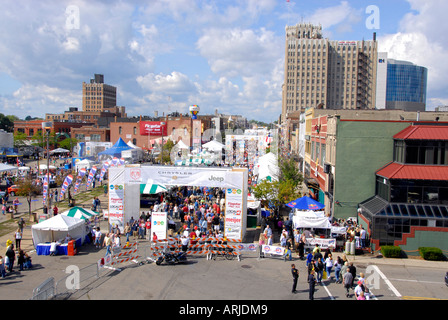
31,214 -> 87,255
287,196 -> 334,250
292,209 -> 334,250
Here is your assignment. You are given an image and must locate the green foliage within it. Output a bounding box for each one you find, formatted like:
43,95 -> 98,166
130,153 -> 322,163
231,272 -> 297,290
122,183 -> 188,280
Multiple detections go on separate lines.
252,157 -> 302,208
0,113 -> 15,132
279,158 -> 303,187
58,137 -> 77,151
418,247 -> 445,261
380,245 -> 402,258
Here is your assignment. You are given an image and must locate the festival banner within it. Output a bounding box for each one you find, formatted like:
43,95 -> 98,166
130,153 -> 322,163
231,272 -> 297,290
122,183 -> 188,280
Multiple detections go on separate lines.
74,167 -> 87,193
261,245 -> 285,256
108,183 -> 125,232
99,161 -> 110,182
42,176 -> 48,205
225,187 -> 244,241
59,174 -> 73,201
151,211 -> 167,241
86,166 -> 97,188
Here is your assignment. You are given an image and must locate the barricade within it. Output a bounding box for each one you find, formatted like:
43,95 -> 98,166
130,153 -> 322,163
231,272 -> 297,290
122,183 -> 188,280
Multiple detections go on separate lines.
99,241 -> 140,271
142,237 -> 242,262
204,237 -> 242,261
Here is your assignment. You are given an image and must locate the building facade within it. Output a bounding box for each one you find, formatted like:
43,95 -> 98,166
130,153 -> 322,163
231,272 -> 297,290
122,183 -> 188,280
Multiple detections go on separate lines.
359,124 -> 448,253
82,74 -> 117,112
376,53 -> 428,111
282,23 -> 378,152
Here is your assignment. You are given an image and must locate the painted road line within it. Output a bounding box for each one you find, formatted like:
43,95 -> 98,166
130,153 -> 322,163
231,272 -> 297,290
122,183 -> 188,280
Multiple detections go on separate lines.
389,278 -> 443,285
320,281 -> 335,300
401,296 -> 442,300
370,265 -> 402,298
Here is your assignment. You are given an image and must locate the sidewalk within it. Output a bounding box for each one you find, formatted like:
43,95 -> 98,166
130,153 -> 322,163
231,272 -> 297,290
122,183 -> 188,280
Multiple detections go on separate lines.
0,186 -> 110,255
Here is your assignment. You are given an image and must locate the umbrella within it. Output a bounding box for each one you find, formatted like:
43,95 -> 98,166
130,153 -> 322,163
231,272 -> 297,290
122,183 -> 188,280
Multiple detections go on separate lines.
61,206 -> 98,220
286,196 -> 325,210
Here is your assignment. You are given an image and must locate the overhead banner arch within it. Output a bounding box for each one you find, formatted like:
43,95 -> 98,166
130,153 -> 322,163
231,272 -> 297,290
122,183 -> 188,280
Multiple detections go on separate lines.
108,165 -> 248,241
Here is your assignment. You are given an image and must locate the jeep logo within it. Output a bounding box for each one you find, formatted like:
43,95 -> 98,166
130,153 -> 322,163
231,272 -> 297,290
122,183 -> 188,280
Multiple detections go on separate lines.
209,175 -> 224,183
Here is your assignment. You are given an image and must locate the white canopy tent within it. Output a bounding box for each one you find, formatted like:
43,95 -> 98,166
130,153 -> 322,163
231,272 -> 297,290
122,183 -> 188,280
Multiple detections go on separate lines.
0,163 -> 18,173
75,159 -> 95,170
126,141 -> 141,149
31,214 -> 87,245
175,140 -> 189,150
202,140 -> 224,152
50,148 -> 70,154
254,152 -> 279,182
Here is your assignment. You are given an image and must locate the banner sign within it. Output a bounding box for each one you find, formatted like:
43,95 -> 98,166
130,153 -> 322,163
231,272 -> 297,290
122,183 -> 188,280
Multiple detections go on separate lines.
59,174 -> 73,201
261,245 -> 285,256
123,166 -> 242,189
225,188 -> 244,241
305,237 -> 336,249
109,183 -> 125,232
151,212 -> 167,241
237,243 -> 258,252
140,121 -> 167,136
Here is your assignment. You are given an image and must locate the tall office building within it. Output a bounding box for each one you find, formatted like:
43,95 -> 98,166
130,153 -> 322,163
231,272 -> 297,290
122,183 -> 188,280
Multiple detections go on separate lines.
282,23 -> 378,123
82,74 -> 117,112
376,53 -> 427,111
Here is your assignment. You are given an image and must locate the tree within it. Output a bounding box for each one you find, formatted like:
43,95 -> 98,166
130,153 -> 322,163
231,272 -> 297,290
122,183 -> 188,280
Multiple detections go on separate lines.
16,177 -> 42,217
0,113 -> 14,132
157,139 -> 175,164
279,158 -> 303,188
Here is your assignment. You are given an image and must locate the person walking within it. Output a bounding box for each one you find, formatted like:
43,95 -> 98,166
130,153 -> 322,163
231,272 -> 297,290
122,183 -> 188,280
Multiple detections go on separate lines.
315,257 -> 324,283
103,233 -> 112,256
5,244 -> 15,272
17,218 -> 26,233
94,227 -> 102,249
14,229 -> 22,250
308,269 -> 317,300
334,256 -> 343,284
291,264 -> 299,293
343,267 -> 354,298
325,254 -> 334,280
285,238 -> 293,261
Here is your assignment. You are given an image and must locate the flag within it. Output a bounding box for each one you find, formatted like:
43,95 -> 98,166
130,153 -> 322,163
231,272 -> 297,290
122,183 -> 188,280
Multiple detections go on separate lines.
42,176 -> 48,205
59,174 -> 73,201
74,167 -> 87,193
99,161 -> 110,182
86,166 -> 97,188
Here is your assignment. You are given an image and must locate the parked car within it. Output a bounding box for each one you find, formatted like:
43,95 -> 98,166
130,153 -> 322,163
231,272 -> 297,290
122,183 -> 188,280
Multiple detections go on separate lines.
7,185 -> 19,196
445,272 -> 448,287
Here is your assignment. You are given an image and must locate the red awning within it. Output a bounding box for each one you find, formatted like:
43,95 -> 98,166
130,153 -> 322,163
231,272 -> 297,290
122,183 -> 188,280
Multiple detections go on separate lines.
394,125 -> 448,140
376,162 -> 448,180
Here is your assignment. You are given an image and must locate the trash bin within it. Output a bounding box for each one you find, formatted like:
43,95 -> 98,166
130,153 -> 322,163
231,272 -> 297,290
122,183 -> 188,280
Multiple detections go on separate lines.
67,240 -> 77,256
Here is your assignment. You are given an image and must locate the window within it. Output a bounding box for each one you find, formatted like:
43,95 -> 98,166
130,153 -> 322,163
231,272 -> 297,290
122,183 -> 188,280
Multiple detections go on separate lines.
119,126 -> 122,135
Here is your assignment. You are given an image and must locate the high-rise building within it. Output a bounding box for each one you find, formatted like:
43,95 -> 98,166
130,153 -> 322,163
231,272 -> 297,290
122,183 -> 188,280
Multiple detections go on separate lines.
282,23 -> 378,125
82,74 -> 117,112
376,53 -> 428,111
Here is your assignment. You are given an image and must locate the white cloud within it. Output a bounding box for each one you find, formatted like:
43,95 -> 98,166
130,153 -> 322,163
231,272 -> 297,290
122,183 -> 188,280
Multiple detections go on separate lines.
196,27 -> 282,78
378,0 -> 448,106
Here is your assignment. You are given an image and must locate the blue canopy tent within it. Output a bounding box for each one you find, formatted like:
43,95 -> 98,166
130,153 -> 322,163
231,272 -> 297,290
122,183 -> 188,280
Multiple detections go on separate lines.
286,196 -> 325,210
97,138 -> 132,158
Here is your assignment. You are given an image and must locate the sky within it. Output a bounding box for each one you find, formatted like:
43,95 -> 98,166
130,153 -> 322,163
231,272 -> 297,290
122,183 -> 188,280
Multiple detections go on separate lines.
1,0 -> 447,123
